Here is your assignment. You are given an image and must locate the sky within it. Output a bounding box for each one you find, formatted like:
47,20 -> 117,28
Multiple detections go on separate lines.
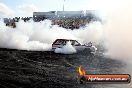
0,0 -> 128,17
0,0 -> 88,11
0,0 -> 94,17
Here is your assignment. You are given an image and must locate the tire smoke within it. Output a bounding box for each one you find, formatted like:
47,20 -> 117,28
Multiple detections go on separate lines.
54,42 -> 76,54
101,0 -> 132,63
0,19 -> 102,52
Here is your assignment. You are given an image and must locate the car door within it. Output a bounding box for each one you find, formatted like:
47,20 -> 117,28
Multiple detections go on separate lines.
72,40 -> 85,51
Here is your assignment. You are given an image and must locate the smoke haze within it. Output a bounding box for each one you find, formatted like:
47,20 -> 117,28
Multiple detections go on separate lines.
102,0 -> 132,63
0,20 -> 102,52
0,0 -> 132,61
55,42 -> 77,54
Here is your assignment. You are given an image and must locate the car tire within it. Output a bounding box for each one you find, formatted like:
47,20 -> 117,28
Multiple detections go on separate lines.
83,48 -> 91,55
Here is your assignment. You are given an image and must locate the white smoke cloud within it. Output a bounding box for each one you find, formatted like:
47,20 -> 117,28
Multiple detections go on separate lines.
0,3 -> 14,17
81,0 -> 132,63
95,0 -> 132,63
72,21 -> 103,44
0,20 -> 52,51
55,42 -> 76,54
0,19 -> 102,52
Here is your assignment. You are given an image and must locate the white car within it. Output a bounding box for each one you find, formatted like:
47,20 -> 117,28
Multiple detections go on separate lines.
52,39 -> 97,54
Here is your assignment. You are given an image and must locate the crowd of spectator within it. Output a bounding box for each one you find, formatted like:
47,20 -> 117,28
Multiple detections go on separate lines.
3,16 -> 97,29
4,17 -> 32,28
52,18 -> 94,29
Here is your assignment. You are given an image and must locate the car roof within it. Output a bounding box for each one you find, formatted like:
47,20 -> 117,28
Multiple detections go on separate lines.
55,39 -> 76,41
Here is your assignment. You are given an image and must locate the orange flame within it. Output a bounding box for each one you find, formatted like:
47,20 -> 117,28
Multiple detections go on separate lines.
78,66 -> 86,76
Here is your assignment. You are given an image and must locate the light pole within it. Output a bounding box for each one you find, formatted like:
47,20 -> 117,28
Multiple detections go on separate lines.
63,0 -> 65,11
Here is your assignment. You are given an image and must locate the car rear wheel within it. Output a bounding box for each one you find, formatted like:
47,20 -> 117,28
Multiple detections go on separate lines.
83,48 -> 91,55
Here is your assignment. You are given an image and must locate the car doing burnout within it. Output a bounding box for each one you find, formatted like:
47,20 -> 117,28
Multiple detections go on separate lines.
52,39 -> 97,54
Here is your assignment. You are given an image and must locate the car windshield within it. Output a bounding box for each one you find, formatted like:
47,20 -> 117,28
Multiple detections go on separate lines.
53,39 -> 66,45
74,41 -> 80,45
69,40 -> 81,46
53,39 -> 81,46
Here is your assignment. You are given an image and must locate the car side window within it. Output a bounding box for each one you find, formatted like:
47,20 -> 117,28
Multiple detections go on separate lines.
70,40 -> 75,45
63,41 -> 67,45
54,40 -> 63,45
74,41 -> 80,46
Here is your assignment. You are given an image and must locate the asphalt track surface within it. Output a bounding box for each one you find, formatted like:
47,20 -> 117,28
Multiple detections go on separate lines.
0,48 -> 131,88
